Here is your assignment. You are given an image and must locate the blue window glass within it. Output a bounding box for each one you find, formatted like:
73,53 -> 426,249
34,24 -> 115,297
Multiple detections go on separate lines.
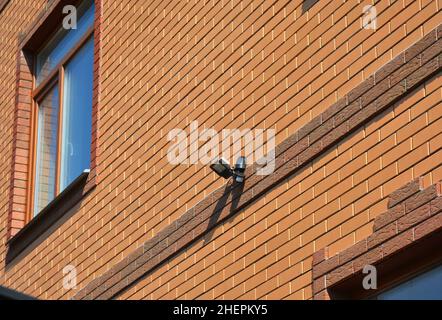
36,0 -> 94,85
32,0 -> 94,217
378,264 -> 442,300
60,37 -> 94,191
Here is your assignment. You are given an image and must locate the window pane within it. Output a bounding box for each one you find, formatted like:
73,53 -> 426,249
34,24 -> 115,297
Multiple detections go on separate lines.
378,264 -> 442,300
34,85 -> 59,216
36,0 -> 94,85
59,37 -> 94,191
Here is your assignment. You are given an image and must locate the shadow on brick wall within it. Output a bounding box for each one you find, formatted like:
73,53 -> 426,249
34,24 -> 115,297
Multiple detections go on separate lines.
302,0 -> 318,13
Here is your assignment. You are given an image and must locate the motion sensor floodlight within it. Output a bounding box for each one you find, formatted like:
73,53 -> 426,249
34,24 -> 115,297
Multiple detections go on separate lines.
233,156 -> 246,183
210,156 -> 247,183
210,158 -> 233,179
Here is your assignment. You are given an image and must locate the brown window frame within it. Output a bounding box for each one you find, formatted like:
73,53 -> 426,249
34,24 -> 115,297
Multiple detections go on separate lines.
7,0 -> 101,249
28,25 -> 94,221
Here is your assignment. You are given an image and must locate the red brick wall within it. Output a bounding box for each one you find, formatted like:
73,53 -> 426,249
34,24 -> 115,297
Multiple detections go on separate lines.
8,50 -> 33,237
1,0 -> 48,261
0,0 -> 440,300
313,179 -> 442,299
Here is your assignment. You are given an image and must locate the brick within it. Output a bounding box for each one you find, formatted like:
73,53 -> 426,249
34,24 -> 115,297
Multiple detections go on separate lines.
348,102 -> 378,130
334,100 -> 361,126
283,137 -> 309,162
390,55 -> 421,87
298,116 -> 322,140
313,290 -> 330,300
298,141 -> 323,166
375,54 -> 404,84
381,229 -> 414,257
404,184 -> 438,213
397,203 -> 431,232
421,39 -> 442,65
414,212 -> 442,240
309,118 -> 334,143
361,77 -> 390,108
322,121 -> 348,147
430,196 -> 442,215
326,262 -> 354,287
388,177 -> 424,208
322,99 -> 346,122
347,76 -> 374,103
352,246 -> 383,272
2,0 -> 441,302
339,239 -> 368,265
312,247 -> 329,266
405,29 -> 437,62
407,56 -> 439,89
367,222 -> 398,249
312,254 -> 339,280
373,205 -> 405,231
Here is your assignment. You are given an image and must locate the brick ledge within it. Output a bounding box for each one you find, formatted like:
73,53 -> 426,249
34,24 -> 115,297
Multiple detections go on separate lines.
312,180 -> 442,299
74,24 -> 442,300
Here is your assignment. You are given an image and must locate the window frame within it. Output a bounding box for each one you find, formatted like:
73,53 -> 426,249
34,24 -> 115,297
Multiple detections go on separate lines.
375,263 -> 442,300
28,21 -> 94,220
6,0 -> 100,249
326,230 -> 442,300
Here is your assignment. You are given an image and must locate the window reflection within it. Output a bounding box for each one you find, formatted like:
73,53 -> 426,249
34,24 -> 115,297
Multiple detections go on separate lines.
34,85 -> 59,215
60,37 -> 94,190
378,264 -> 442,300
35,0 -> 94,85
32,0 -> 94,217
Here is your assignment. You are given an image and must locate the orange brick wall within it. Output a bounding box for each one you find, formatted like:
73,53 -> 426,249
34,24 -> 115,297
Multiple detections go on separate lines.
116,73 -> 442,300
0,0 -> 48,291
0,0 -> 441,299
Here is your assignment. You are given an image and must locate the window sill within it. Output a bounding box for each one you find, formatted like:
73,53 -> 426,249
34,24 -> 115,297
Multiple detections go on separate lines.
0,285 -> 36,300
6,170 -> 91,264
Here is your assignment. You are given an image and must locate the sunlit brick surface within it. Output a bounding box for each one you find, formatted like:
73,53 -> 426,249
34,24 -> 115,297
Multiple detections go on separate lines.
0,0 -> 441,299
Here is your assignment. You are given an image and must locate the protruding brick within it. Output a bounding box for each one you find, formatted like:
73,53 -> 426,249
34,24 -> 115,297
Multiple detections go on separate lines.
326,262 -> 354,287
381,229 -> 414,257
313,290 -> 330,301
312,247 -> 329,266
404,184 -> 438,213
373,205 -> 405,231
339,239 -> 367,265
387,177 -> 423,208
367,222 -> 397,249
312,276 -> 326,294
397,203 -> 430,233
414,212 -> 442,240
313,254 -> 340,280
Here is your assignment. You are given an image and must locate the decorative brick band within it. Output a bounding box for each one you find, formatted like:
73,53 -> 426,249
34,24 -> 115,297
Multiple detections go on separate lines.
73,24 -> 442,300
312,180 -> 442,300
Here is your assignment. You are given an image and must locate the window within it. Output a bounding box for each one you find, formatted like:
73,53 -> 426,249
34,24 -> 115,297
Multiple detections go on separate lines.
377,264 -> 442,300
31,0 -> 95,216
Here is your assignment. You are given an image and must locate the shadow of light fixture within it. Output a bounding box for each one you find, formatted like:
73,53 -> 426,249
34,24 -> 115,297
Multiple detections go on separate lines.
302,0 -> 318,13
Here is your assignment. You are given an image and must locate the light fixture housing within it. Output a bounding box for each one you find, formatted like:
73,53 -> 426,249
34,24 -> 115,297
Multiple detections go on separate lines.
209,156 -> 247,183
210,158 -> 233,179
233,156 -> 246,183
